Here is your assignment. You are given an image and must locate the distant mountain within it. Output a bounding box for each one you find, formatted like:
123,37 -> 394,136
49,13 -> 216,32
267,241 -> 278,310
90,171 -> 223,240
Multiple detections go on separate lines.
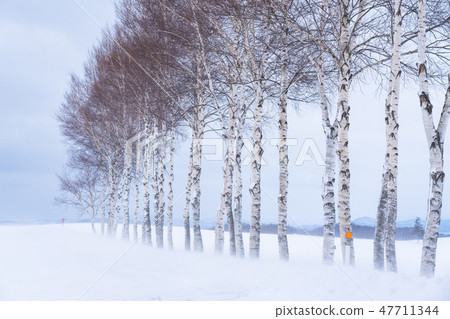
353,216 -> 450,234
396,218 -> 423,228
3,215 -> 450,237
352,217 -> 377,227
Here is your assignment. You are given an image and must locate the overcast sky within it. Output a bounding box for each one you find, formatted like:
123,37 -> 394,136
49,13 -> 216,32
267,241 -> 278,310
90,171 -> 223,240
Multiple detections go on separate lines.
0,0 -> 449,226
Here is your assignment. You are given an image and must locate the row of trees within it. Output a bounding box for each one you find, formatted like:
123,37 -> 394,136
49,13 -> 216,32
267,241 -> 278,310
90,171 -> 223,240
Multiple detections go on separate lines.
58,0 -> 449,277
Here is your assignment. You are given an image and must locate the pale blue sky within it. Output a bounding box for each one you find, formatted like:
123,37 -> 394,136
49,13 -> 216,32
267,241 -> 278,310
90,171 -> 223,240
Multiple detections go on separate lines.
0,0 -> 448,226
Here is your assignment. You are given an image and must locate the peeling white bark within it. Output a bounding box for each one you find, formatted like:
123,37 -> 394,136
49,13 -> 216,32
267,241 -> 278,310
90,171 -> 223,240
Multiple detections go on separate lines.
142,124 -> 152,245
133,132 -> 142,241
314,53 -> 338,264
121,140 -> 133,240
107,159 -> 118,237
191,96 -> 205,252
184,139 -> 194,250
225,106 -> 236,256
157,128 -> 167,249
337,0 -> 355,265
152,125 -> 165,249
417,0 -> 450,278
215,87 -> 237,255
383,0 -> 403,272
215,173 -> 226,253
374,168 -> 388,270
233,108 -> 246,258
277,10 -> 289,261
246,8 -> 269,259
418,0 -> 450,277
101,170 -> 107,235
249,86 -> 264,259
167,129 -> 175,250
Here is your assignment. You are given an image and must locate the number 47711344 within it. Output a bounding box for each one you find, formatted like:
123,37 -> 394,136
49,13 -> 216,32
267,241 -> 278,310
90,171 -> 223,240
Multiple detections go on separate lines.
379,305 -> 439,316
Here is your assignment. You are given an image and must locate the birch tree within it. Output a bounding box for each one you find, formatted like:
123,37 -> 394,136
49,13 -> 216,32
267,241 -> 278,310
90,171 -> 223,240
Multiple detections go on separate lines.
286,0 -> 391,264
167,128 -> 176,249
242,1 -> 273,259
142,123 -> 153,245
308,49 -> 339,263
417,0 -> 450,278
121,139 -> 133,239
373,0 -> 403,272
275,0 -> 290,261
183,140 -> 194,250
133,131 -> 142,241
56,165 -> 102,233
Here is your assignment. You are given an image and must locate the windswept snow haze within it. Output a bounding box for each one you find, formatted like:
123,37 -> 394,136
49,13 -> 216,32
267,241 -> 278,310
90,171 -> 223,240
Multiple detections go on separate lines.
0,224 -> 449,301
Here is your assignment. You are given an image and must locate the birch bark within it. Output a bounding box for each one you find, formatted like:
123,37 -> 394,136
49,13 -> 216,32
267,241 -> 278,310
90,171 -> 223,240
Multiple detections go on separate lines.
158,128 -> 167,249
114,161 -> 123,236
277,6 -> 289,260
184,139 -> 194,250
384,0 -> 403,273
122,140 -> 133,240
215,172 -> 226,253
167,129 -> 175,250
215,86 -> 237,255
313,53 -> 338,263
191,96 -> 205,252
225,90 -> 237,256
234,105 -> 246,258
337,0 -> 354,265
134,133 -> 141,241
249,85 -> 264,258
154,125 -> 166,249
142,124 -> 152,245
418,0 -> 450,277
101,170 -> 106,235
107,159 -> 117,237
247,7 -> 269,259
374,170 -> 388,270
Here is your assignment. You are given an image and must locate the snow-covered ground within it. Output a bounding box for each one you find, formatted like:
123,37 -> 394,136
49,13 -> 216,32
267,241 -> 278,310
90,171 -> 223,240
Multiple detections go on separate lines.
0,223 -> 449,301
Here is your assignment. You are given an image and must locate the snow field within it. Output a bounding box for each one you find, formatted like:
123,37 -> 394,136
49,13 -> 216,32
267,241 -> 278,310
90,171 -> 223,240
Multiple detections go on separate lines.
0,223 -> 449,300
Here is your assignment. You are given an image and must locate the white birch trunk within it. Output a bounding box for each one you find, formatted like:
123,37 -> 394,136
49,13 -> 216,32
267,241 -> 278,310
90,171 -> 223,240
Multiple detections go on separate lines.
307,6 -> 338,263
107,160 -> 117,237
322,128 -> 338,264
152,125 -> 164,249
225,110 -> 236,256
233,111 -> 246,258
337,0 -> 355,265
249,85 -> 264,258
418,0 -> 450,276
247,6 -> 270,259
384,0 -> 403,273
184,139 -> 194,250
167,129 -> 175,250
134,133 -> 141,241
316,55 -> 338,264
156,125 -> 167,249
142,124 -> 152,245
277,7 -> 289,260
215,173 -> 226,253
374,168 -> 388,270
419,85 -> 449,277
114,162 -> 123,236
121,140 -> 133,240
322,129 -> 337,263
215,89 -> 237,255
315,53 -> 338,263
191,98 -> 205,252
101,170 -> 107,235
